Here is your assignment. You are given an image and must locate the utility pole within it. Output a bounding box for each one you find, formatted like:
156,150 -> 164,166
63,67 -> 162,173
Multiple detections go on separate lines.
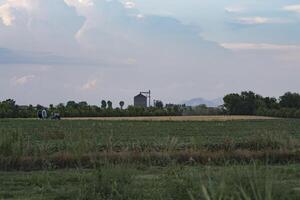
148,90 -> 151,107
141,90 -> 151,107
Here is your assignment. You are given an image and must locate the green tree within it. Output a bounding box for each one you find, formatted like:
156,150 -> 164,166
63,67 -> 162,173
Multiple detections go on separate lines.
240,91 -> 257,115
223,91 -> 262,115
0,99 -> 17,118
223,93 -> 242,114
154,100 -> 164,109
101,100 -> 107,109
66,101 -> 77,109
279,92 -> 300,109
263,97 -> 279,109
119,101 -> 125,109
78,101 -> 88,108
107,101 -> 113,109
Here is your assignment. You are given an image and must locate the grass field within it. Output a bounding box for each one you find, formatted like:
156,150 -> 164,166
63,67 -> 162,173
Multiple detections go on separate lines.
63,115 -> 276,121
1,117 -> 300,199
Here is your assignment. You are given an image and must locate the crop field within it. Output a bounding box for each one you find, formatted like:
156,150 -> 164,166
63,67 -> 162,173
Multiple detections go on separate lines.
64,115 -> 275,121
1,117 -> 300,199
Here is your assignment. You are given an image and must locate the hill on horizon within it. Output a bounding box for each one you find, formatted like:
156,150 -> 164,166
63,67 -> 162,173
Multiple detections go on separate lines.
181,97 -> 223,107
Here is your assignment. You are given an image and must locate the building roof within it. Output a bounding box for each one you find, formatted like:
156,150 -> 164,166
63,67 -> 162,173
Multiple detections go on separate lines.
134,93 -> 147,98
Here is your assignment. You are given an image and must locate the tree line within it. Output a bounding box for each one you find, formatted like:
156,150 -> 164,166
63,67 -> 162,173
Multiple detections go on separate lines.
223,91 -> 300,118
0,99 -> 185,118
1,91 -> 300,118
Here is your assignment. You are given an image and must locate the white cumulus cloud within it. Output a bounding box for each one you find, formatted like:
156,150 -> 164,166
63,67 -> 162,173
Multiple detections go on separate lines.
236,17 -> 289,25
64,0 -> 94,8
236,17 -> 271,25
220,43 -> 300,51
63,0 -> 101,42
225,5 -> 245,13
136,13 -> 143,19
0,4 -> 14,25
284,4 -> 300,13
0,0 -> 36,26
123,1 -> 135,9
81,79 -> 97,90
11,75 -> 35,86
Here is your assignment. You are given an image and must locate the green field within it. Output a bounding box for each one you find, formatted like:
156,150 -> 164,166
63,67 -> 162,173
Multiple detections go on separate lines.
1,118 -> 300,199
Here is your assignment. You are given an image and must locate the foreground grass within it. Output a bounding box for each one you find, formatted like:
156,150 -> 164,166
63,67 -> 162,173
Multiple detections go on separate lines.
0,119 -> 300,170
0,164 -> 300,200
0,119 -> 300,199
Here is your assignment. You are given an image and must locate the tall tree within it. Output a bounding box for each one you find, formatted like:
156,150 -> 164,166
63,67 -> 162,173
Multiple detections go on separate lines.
119,101 -> 125,110
101,100 -> 107,109
78,101 -> 88,108
107,101 -> 113,109
279,92 -> 300,109
154,100 -> 164,109
223,91 -> 262,115
223,93 -> 242,114
66,101 -> 77,109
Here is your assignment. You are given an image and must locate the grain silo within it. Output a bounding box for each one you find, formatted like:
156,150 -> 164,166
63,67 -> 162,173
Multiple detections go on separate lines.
134,93 -> 148,107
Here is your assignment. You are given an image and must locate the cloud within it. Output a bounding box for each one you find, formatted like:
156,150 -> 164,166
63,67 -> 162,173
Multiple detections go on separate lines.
61,0 -> 226,65
64,0 -> 141,43
0,0 -> 223,68
136,13 -> 143,19
123,1 -> 135,9
0,0 -> 36,26
0,0 -> 83,55
235,17 -> 290,25
236,17 -> 273,25
0,47 -> 88,65
11,75 -> 35,86
220,43 -> 300,51
0,4 -> 14,25
63,0 -> 103,42
81,79 -> 97,90
225,5 -> 245,13
284,4 -> 300,13
64,0 -> 94,8
124,58 -> 137,65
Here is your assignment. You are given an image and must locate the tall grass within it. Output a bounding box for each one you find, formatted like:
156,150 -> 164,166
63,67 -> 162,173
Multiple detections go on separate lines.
0,119 -> 300,170
0,163 -> 300,199
160,163 -> 293,200
0,131 -> 299,170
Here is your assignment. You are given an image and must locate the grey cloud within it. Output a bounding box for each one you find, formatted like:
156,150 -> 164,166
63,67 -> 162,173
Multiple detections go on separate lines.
0,0 -> 83,54
0,47 -> 100,65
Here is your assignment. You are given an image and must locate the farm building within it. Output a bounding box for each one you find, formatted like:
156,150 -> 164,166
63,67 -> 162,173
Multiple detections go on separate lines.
134,93 -> 147,107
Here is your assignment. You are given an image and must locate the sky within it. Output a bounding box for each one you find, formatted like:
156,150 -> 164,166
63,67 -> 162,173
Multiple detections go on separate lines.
0,0 -> 300,106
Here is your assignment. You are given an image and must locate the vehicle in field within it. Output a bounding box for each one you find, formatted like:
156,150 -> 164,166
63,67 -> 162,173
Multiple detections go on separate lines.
51,113 -> 61,120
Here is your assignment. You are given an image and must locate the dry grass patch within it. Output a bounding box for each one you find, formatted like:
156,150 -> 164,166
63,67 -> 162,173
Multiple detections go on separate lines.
0,149 -> 299,171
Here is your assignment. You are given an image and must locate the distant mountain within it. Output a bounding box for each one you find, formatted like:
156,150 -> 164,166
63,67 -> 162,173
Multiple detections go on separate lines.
181,97 -> 223,107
